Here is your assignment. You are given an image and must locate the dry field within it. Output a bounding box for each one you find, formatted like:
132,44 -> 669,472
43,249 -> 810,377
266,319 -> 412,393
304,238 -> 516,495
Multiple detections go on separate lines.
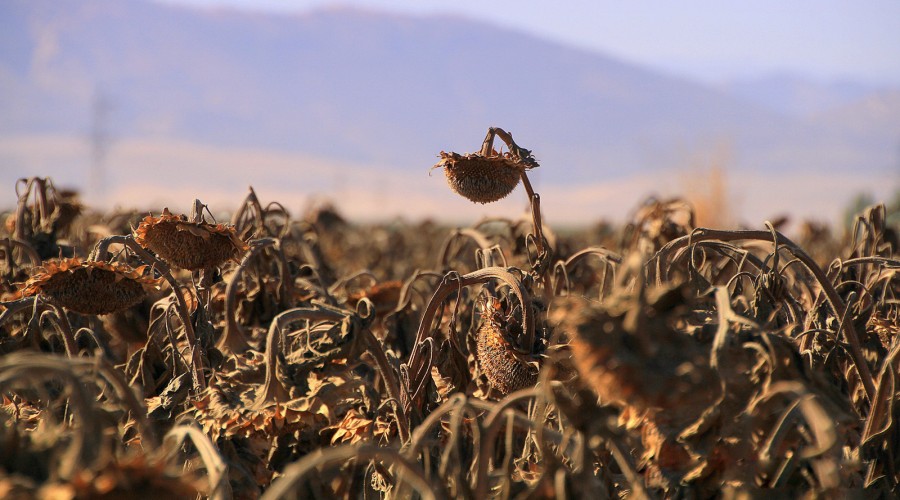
1,128 -> 898,499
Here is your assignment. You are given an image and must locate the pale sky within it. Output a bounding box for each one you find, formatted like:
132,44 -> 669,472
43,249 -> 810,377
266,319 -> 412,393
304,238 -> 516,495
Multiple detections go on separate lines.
160,0 -> 900,85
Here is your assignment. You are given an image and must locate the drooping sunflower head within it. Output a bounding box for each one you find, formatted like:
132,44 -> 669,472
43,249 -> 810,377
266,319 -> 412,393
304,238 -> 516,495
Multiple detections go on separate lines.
134,209 -> 248,270
433,151 -> 531,204
17,258 -> 161,315
476,319 -> 539,396
474,296 -> 540,396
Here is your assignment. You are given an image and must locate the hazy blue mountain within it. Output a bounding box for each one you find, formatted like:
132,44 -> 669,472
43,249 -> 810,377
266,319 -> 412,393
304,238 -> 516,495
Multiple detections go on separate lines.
813,90 -> 900,139
721,74 -> 883,117
1,0 -> 897,193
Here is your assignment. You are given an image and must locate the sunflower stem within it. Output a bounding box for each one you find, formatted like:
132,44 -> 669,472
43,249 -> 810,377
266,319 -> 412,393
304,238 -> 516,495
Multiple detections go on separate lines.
253,306 -> 346,410
359,323 -> 410,442
651,227 -> 876,402
92,235 -> 207,392
0,238 -> 42,276
488,128 -> 551,276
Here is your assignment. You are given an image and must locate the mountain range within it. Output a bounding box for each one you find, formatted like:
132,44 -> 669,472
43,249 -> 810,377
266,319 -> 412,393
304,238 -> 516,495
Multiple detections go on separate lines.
1,0 -> 897,223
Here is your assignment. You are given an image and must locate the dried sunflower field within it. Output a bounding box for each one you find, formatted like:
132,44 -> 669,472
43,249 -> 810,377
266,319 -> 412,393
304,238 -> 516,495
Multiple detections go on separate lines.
1,127 -> 898,499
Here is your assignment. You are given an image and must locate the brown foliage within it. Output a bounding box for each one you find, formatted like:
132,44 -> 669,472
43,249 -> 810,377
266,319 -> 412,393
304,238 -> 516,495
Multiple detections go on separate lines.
1,135 -> 898,498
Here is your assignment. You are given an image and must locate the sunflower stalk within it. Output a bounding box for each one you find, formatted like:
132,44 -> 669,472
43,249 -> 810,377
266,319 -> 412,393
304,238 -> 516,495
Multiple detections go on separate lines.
92,235 -> 207,392
481,127 -> 548,262
650,227 -> 876,402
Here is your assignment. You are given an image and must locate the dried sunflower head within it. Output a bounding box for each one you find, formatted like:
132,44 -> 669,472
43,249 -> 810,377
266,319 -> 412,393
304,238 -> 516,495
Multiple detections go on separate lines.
558,288 -> 719,416
433,151 -> 533,204
17,258 -> 160,315
134,209 -> 248,270
475,297 -> 540,396
476,320 -> 539,396
38,455 -> 202,500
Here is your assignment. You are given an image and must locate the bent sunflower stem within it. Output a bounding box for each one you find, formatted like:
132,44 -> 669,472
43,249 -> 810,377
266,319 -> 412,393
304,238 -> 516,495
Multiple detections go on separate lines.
92,235 -> 207,392
650,227 -> 876,402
